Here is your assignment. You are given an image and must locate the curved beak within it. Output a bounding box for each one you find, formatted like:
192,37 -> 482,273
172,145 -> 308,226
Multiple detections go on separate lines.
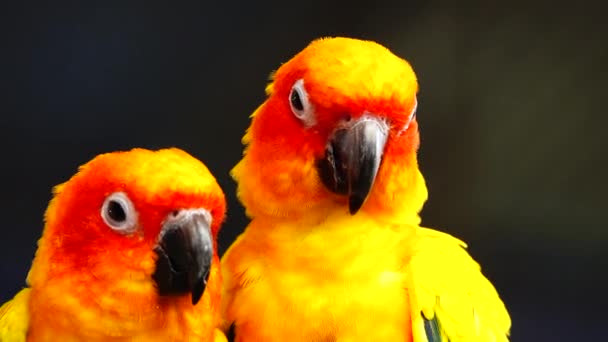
317,115 -> 389,214
152,209 -> 213,305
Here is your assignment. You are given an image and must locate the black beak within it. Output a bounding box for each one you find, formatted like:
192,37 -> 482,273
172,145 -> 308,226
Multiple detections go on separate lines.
317,115 -> 389,214
152,209 -> 213,305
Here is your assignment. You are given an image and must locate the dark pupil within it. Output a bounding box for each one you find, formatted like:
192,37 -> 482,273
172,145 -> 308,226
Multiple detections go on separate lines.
108,200 -> 126,222
290,89 -> 304,111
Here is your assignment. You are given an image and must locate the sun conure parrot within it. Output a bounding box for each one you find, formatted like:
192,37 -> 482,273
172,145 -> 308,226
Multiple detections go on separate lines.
0,148 -> 228,341
221,37 -> 511,341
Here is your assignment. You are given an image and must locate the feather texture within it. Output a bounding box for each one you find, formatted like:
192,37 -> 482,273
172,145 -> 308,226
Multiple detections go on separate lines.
222,37 -> 511,341
0,289 -> 29,342
0,148 -> 227,341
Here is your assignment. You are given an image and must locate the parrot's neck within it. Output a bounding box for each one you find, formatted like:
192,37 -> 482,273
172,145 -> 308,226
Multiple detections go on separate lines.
25,244 -> 223,341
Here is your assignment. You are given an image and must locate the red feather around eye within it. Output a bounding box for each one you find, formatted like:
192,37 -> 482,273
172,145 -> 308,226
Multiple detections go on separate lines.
222,37 -> 510,342
1,148 -> 228,341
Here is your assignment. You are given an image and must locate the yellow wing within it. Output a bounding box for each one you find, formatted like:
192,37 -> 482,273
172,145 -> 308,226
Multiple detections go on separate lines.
0,288 -> 30,342
406,228 -> 511,342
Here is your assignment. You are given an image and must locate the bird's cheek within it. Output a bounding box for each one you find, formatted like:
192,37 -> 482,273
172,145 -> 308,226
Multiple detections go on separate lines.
140,251 -> 157,275
388,123 -> 419,155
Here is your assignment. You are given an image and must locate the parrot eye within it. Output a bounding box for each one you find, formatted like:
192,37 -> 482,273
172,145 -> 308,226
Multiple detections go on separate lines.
289,79 -> 315,126
101,192 -> 138,235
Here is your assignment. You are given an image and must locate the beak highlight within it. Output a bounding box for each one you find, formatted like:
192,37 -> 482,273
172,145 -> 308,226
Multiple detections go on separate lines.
152,209 -> 213,305
317,115 -> 389,214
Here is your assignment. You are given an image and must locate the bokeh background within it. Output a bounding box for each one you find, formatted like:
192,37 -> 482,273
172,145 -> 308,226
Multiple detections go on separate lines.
1,1 -> 606,340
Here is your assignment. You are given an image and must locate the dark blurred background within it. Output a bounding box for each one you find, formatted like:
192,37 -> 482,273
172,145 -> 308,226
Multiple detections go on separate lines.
1,1 -> 606,340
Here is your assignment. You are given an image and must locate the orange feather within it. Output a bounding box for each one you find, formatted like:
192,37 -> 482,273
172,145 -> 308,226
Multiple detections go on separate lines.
1,148 -> 227,341
223,37 -> 510,341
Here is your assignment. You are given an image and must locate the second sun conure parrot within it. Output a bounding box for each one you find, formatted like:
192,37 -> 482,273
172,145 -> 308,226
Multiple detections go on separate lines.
221,37 -> 511,341
0,148 -> 227,341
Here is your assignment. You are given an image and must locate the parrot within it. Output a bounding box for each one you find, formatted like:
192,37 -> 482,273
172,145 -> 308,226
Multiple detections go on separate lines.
0,148 -> 228,341
221,37 -> 511,341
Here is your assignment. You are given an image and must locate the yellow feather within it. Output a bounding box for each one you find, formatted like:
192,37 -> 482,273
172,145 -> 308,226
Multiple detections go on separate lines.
406,228 -> 511,342
222,37 -> 511,341
223,211 -> 511,341
0,288 -> 30,342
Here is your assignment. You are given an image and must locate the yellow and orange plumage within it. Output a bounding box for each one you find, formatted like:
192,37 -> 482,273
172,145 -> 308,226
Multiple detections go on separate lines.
0,148 -> 227,341
222,37 -> 510,341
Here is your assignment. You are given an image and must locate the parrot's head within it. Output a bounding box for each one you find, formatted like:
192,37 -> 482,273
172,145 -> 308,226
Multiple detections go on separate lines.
28,148 -> 226,312
233,37 -> 427,222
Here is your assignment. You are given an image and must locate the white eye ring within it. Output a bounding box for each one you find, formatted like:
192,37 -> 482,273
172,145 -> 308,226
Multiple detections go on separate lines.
289,79 -> 315,126
406,97 -> 418,127
101,192 -> 138,235
398,96 -> 418,136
